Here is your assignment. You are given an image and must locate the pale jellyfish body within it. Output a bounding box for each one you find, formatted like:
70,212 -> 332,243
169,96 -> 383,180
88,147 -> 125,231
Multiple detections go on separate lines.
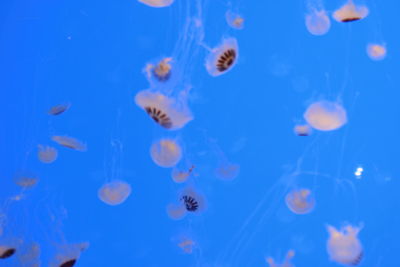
367,44 -> 386,61
205,37 -> 239,76
0,238 -> 23,260
303,101 -> 347,131
171,165 -> 195,183
166,203 -> 187,220
48,103 -> 71,116
98,180 -> 132,206
37,145 -> 58,163
150,139 -> 182,168
333,0 -> 369,23
215,162 -> 240,181
225,11 -> 244,30
51,136 -> 87,152
138,0 -> 173,8
49,242 -> 89,267
326,224 -> 363,265
285,188 -> 315,214
266,250 -> 295,267
305,9 -> 331,36
145,58 -> 173,83
178,239 -> 195,254
14,176 -> 38,188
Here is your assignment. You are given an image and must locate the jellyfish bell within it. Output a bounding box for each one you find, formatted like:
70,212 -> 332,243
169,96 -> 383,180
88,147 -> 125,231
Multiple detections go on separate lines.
13,172 -> 38,189
48,103 -> 71,116
285,188 -> 315,215
98,180 -> 132,206
179,187 -> 206,214
266,250 -> 295,267
166,203 -> 187,220
178,238 -> 195,254
366,43 -> 387,61
135,90 -> 193,130
51,135 -> 87,152
145,57 -> 173,83
305,8 -> 331,36
225,10 -> 244,30
326,224 -> 363,265
303,100 -> 348,131
49,242 -> 89,267
171,165 -> 195,183
333,0 -> 369,23
205,37 -> 239,77
150,138 -> 182,168
0,237 -> 23,260
293,124 -> 312,136
138,0 -> 174,8
37,145 -> 58,164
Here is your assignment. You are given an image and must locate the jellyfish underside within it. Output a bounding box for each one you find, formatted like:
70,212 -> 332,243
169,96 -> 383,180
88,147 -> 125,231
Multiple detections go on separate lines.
166,203 -> 187,220
181,195 -> 199,212
138,0 -> 173,8
305,9 -> 330,36
266,250 -> 295,267
98,180 -> 132,206
171,165 -> 195,183
48,103 -> 70,116
150,139 -> 182,168
0,247 -> 16,259
38,145 -> 58,163
294,124 -> 312,136
14,176 -> 38,188
205,38 -> 238,76
304,101 -> 347,131
333,1 -> 369,23
148,58 -> 172,82
327,224 -> 363,265
285,188 -> 315,214
51,136 -> 87,152
50,243 -> 88,267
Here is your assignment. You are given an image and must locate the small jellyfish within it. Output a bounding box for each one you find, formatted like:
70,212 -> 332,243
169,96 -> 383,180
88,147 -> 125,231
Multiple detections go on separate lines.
171,165 -> 195,183
333,0 -> 369,23
14,175 -> 38,188
215,162 -> 240,181
0,246 -> 16,259
49,242 -> 89,267
51,136 -> 87,152
305,8 -> 331,36
0,238 -> 23,260
285,188 -> 315,215
166,203 -> 187,220
48,103 -> 71,116
180,188 -> 206,213
150,138 -> 182,168
135,90 -> 193,130
366,43 -> 387,61
98,180 -> 132,206
226,10 -> 244,30
293,124 -> 312,136
138,0 -> 174,8
205,37 -> 239,76
178,239 -> 195,254
326,224 -> 363,266
37,145 -> 58,163
266,250 -> 295,267
145,57 -> 172,82
17,242 -> 40,266
303,101 -> 348,131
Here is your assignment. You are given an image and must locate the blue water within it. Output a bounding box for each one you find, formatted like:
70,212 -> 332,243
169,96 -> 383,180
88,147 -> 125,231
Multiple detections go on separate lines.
1,0 -> 400,266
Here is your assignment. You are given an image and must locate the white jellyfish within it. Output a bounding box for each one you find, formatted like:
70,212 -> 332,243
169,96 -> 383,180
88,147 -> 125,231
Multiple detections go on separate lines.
51,135 -> 87,152
366,43 -> 386,61
303,100 -> 348,131
305,7 -> 330,36
333,0 -> 369,23
37,145 -> 58,163
48,103 -> 71,116
226,10 -> 244,30
49,242 -> 89,267
293,124 -> 312,136
150,138 -> 182,168
285,188 -> 315,215
138,0 -> 174,8
98,180 -> 132,206
266,250 -> 295,267
205,37 -> 239,77
326,224 -> 363,265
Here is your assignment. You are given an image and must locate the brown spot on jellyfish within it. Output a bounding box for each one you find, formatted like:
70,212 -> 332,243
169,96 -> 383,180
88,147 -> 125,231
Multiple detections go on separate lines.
205,37 -> 238,76
0,238 -> 23,260
326,224 -> 363,265
266,250 -> 295,267
48,103 -> 71,116
37,145 -> 58,163
150,138 -> 182,168
293,124 -> 312,136
366,44 -> 386,61
0,247 -> 16,259
145,57 -> 172,82
135,90 -> 193,130
305,8 -> 331,36
226,10 -> 244,30
285,188 -> 315,214
49,242 -> 89,267
303,101 -> 347,131
333,0 -> 369,23
51,136 -> 87,152
138,0 -> 174,8
98,180 -> 132,206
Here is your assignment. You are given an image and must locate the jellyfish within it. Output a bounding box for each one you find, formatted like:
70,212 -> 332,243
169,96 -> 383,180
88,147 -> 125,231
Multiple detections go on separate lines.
49,242 -> 89,267
37,145 -> 58,163
98,180 -> 132,206
293,124 -> 312,136
285,188 -> 315,215
333,0 -> 369,23
326,224 -> 363,265
51,135 -> 87,152
166,203 -> 187,220
303,100 -> 348,131
0,238 -> 23,260
305,7 -> 330,36
366,43 -> 386,61
180,187 -> 206,213
48,103 -> 71,116
215,162 -> 240,181
205,37 -> 239,77
226,10 -> 244,30
171,165 -> 195,183
138,0 -> 174,8
0,246 -> 16,259
145,57 -> 172,82
14,175 -> 38,189
17,242 -> 40,267
266,250 -> 295,267
150,138 -> 182,168
178,238 -> 195,254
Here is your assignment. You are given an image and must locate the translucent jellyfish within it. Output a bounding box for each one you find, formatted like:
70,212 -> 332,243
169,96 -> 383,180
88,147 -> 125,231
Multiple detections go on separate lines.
138,0 -> 173,8
171,165 -> 195,183
366,43 -> 387,61
150,138 -> 182,168
266,250 -> 295,267
0,238 -> 22,260
285,188 -> 315,215
215,162 -> 240,181
205,37 -> 239,77
326,224 -> 363,265
49,242 -> 89,267
98,180 -> 132,206
305,8 -> 330,36
48,103 -> 71,116
166,203 -> 187,220
145,57 -> 172,82
226,10 -> 244,30
17,242 -> 40,267
37,145 -> 58,163
303,101 -> 348,131
178,238 -> 195,254
14,175 -> 38,189
293,124 -> 312,136
135,90 -> 193,130
180,187 -> 206,213
333,0 -> 369,23
51,135 -> 87,152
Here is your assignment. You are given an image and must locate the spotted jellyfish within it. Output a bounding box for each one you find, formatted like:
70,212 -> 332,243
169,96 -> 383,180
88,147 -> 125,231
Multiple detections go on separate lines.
333,0 -> 369,23
37,145 -> 58,163
285,188 -> 315,215
266,250 -> 295,267
326,224 -> 363,265
138,0 -> 174,8
303,100 -> 348,131
366,43 -> 386,61
205,37 -> 239,77
98,180 -> 132,206
150,138 -> 182,168
305,4 -> 330,36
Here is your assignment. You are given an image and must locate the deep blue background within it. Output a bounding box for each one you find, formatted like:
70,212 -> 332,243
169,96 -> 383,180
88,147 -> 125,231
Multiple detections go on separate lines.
1,0 -> 399,266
